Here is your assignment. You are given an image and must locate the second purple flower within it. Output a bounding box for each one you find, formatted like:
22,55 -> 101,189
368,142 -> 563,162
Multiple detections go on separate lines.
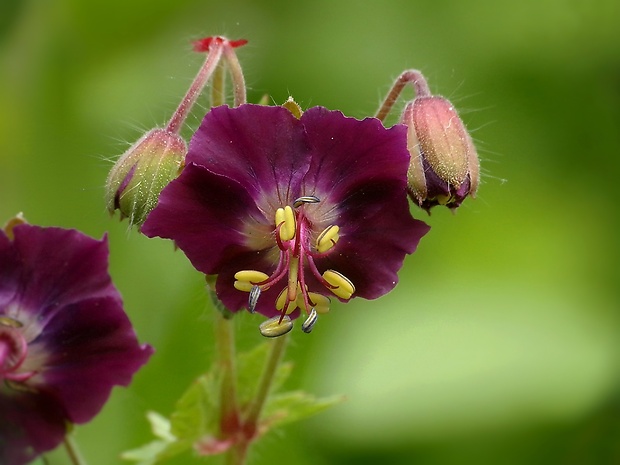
142,104 -> 429,334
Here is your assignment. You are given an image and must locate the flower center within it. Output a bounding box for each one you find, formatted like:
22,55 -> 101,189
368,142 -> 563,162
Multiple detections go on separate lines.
0,316 -> 35,385
234,196 -> 355,335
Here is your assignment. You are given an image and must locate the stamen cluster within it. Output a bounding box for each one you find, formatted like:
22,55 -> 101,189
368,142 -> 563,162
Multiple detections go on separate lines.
233,195 -> 352,335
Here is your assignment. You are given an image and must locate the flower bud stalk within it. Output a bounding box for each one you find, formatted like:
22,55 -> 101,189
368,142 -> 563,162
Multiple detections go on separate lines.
375,69 -> 431,122
165,40 -> 224,134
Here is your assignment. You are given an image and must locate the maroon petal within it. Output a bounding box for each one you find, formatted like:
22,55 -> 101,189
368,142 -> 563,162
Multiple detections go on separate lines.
187,104 -> 312,210
33,295 -> 152,424
142,162 -> 274,275
4,226 -> 116,327
300,107 -> 410,203
316,181 -> 430,299
300,108 -> 430,299
1,224 -> 152,464
0,390 -> 67,465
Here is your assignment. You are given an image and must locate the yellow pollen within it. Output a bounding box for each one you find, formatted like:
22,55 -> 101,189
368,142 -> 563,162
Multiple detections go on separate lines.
234,281 -> 253,292
323,269 -> 355,300
0,316 -> 23,328
275,205 -> 296,241
234,270 -> 270,292
316,224 -> 340,253
307,292 -> 331,314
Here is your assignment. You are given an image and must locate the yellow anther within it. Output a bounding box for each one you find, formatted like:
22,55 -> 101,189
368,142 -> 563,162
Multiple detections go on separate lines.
308,292 -> 331,314
234,281 -> 254,292
275,288 -> 288,310
282,205 -> 296,241
259,315 -> 294,338
234,270 -> 269,283
276,287 -> 298,314
0,316 -> 23,328
275,207 -> 285,228
234,270 -> 269,292
316,224 -> 340,253
275,205 -> 296,241
322,269 -> 355,300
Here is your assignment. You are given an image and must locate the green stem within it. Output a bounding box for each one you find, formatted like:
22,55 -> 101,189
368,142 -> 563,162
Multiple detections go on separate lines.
224,334 -> 289,465
63,433 -> 88,465
211,61 -> 226,107
215,311 -> 241,437
224,441 -> 249,465
374,69 -> 431,122
244,334 -> 289,435
222,45 -> 247,106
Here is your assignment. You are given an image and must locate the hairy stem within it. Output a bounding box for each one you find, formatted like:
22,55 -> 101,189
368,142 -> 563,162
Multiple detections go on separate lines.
375,69 -> 431,122
211,61 -> 226,107
224,333 -> 289,465
243,334 -> 289,435
223,45 -> 247,107
165,42 -> 224,134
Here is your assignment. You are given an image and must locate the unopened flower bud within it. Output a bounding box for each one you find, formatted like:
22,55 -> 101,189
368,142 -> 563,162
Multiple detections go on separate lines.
402,96 -> 479,212
105,128 -> 186,226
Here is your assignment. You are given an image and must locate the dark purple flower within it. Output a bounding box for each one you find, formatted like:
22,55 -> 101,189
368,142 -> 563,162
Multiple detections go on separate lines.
0,222 -> 153,465
142,104 -> 429,332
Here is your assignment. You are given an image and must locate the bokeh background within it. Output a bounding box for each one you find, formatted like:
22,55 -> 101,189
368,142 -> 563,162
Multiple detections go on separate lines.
1,0 -> 619,464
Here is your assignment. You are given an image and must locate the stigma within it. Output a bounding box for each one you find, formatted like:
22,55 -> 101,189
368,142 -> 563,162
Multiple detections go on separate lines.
234,196 -> 355,336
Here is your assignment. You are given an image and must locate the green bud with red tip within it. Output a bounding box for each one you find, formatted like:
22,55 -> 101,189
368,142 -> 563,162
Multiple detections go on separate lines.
105,128 -> 186,226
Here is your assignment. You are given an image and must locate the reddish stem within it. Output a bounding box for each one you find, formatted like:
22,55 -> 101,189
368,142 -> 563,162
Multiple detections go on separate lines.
165,41 -> 224,134
375,69 -> 431,122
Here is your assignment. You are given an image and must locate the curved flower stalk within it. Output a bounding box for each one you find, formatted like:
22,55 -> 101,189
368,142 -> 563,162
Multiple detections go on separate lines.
0,218 -> 153,465
142,104 -> 430,335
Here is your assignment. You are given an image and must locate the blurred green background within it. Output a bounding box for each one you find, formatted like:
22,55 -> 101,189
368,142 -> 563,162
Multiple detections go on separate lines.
1,0 -> 619,464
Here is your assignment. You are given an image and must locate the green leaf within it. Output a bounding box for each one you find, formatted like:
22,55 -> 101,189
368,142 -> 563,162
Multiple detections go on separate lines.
123,369 -> 224,464
147,411 -> 175,441
121,440 -> 172,465
261,391 -> 345,430
236,342 -> 270,407
121,411 -> 177,465
170,371 -> 221,440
